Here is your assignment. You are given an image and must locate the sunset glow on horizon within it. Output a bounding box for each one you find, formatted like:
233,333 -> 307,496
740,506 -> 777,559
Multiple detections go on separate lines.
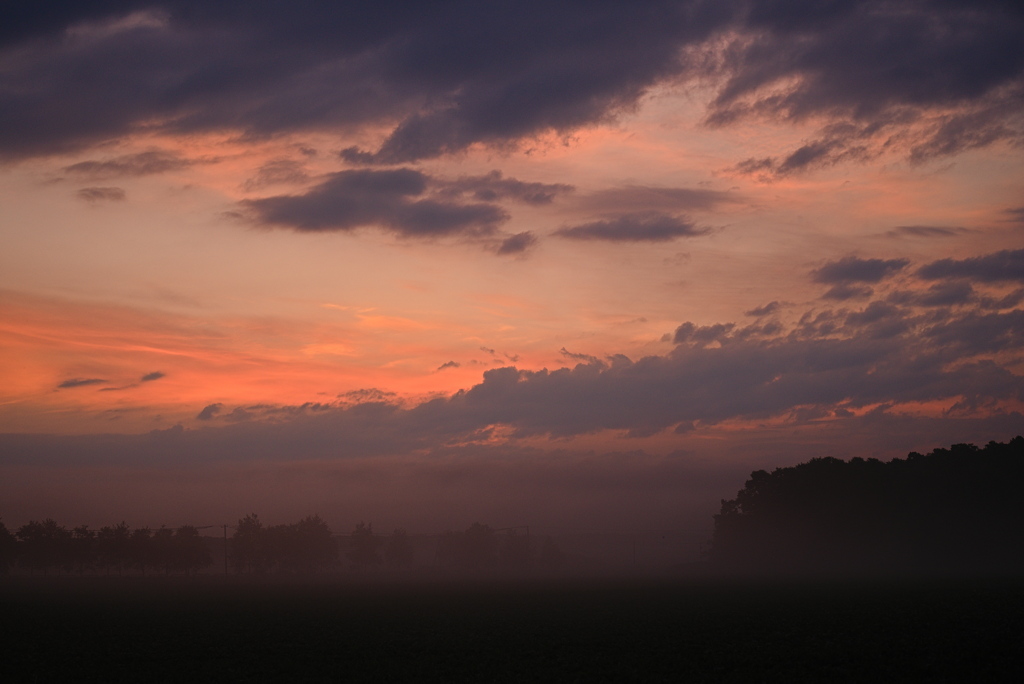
1,1 -> 1022,534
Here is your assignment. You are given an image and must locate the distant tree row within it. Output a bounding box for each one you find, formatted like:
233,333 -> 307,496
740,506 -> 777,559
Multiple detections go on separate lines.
230,514 -> 338,573
230,517 -> 563,574
436,522 -> 561,571
0,519 -> 211,576
0,514 -> 565,576
711,436 -> 1024,575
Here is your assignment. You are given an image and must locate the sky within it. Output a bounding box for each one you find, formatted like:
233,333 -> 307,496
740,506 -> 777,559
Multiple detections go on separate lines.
1,0 -> 1022,537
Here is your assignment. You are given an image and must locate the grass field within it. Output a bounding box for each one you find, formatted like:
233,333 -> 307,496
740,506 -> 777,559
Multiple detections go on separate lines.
3,575 -> 1022,682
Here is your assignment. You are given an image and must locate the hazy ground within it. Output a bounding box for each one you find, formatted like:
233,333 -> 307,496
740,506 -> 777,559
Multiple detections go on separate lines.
3,575 -> 1022,682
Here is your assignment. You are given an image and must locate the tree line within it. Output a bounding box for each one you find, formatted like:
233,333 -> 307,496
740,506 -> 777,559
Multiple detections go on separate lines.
0,520 -> 211,576
0,515 -> 563,576
711,436 -> 1024,575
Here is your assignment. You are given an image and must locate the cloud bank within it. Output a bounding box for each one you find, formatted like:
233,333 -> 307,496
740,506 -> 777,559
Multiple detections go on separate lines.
1,1 -> 1020,169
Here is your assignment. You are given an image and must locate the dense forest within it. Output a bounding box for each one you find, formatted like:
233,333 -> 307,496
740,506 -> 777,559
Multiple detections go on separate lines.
711,436 -> 1024,575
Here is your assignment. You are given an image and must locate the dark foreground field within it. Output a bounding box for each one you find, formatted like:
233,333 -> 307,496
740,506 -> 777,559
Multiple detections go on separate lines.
3,575 -> 1023,682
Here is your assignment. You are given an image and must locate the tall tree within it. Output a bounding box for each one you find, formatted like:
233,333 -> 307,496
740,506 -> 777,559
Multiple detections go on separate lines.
171,525 -> 212,575
0,519 -> 18,574
69,525 -> 96,575
230,514 -> 266,574
17,519 -> 71,575
349,522 -> 382,570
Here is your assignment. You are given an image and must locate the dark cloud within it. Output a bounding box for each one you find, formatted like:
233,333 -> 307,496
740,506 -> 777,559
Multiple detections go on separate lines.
76,186 -> 125,202
437,361 -> 460,371
559,348 -> 599,364
424,170 -> 573,205
57,378 -> 107,389
555,213 -> 708,242
918,249 -> 1024,283
745,301 -> 780,317
673,322 -> 735,346
141,371 -> 165,382
1005,207 -> 1024,223
982,289 -> 1024,311
885,225 -> 969,239
579,185 -> 735,214
496,232 -> 537,255
414,305 -> 1023,439
2,2 -> 1017,169
0,2 -> 720,161
822,284 -> 874,301
244,168 -> 508,238
242,159 -> 310,191
811,256 -> 910,284
64,150 -> 193,179
708,1 -> 1024,170
916,281 -> 976,307
196,403 -> 222,420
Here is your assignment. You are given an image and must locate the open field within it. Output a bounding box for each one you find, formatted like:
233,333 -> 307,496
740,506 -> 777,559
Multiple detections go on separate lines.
3,576 -> 1023,682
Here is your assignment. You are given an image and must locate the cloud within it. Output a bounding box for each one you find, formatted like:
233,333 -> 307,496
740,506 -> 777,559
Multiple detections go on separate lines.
745,301 -> 780,317
496,232 -> 537,255
1,2 -> 1020,171
242,159 -> 310,191
415,170 -> 573,205
579,185 -> 735,214
437,361 -> 460,371
244,168 -> 508,238
14,262 -> 1024,470
822,284 -> 874,301
141,371 -> 165,382
918,249 -> 1024,283
885,225 -> 970,239
196,403 -> 222,420
64,150 -> 193,179
57,378 -> 106,389
811,256 -> 910,284
707,1 -> 1024,169
415,305 -> 1022,439
555,213 -> 709,242
916,281 -> 976,307
559,347 -> 599,364
76,186 -> 126,202
0,2 -> 720,162
673,322 -> 734,346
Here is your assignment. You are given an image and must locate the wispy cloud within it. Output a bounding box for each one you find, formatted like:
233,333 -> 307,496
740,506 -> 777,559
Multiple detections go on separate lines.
58,378 -> 106,389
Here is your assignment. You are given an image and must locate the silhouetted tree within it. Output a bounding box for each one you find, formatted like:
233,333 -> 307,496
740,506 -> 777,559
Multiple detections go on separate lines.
170,525 -> 211,575
151,527 -> 174,574
294,515 -> 337,572
384,528 -> 415,569
129,527 -> 152,575
97,522 -> 132,575
69,525 -> 96,575
348,522 -> 382,570
0,519 -> 16,574
231,514 -> 267,574
17,519 -> 71,575
711,436 -> 1024,575
264,515 -> 337,573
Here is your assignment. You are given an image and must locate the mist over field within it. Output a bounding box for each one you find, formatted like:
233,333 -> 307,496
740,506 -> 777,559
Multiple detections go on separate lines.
2,1 -> 1023,678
